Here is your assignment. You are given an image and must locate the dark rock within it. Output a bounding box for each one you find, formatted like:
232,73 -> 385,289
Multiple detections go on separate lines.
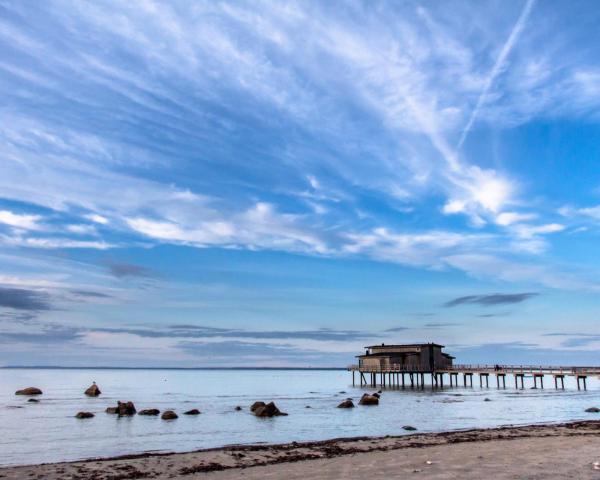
305,405 -> 311,408
184,409 -> 201,415
138,409 -> 160,416
339,391 -> 346,394
403,425 -> 417,431
250,401 -> 266,412
484,398 -> 492,402
234,406 -> 242,411
337,399 -> 355,408
75,411 -> 94,419
359,393 -> 379,405
161,410 -> 178,420
84,382 -> 101,397
27,399 -> 39,403
105,407 -> 118,414
117,401 -> 136,416
372,392 -> 381,399
251,401 -> 288,417
15,387 -> 42,396
585,407 -> 600,413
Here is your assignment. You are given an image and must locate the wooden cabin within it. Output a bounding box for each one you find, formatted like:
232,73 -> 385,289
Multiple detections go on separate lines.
357,343 -> 454,372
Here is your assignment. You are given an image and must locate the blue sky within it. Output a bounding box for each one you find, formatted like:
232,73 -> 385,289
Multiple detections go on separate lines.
1,0 -> 600,366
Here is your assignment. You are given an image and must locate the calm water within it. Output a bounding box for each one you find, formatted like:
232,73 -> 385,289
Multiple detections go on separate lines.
1,368 -> 599,466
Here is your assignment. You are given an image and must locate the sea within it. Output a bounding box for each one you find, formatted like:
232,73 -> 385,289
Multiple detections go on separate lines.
1,367 -> 599,466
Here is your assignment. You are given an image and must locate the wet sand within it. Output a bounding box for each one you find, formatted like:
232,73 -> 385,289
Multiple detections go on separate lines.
1,420 -> 599,479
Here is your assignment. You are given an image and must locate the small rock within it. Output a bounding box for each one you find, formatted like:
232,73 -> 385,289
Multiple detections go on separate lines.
372,392 -> 381,399
234,406 -> 242,411
117,401 -> 136,416
337,399 -> 355,408
339,391 -> 346,394
138,409 -> 160,416
484,398 -> 492,402
250,401 -> 288,417
15,387 -> 42,396
184,409 -> 201,415
585,407 -> 600,413
84,382 -> 101,397
105,407 -> 118,414
27,399 -> 39,403
403,425 -> 417,431
305,405 -> 311,408
75,412 -> 94,419
161,410 -> 178,420
359,393 -> 379,405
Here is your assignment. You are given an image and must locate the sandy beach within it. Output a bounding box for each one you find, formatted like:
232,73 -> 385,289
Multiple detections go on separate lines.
1,420 -> 599,479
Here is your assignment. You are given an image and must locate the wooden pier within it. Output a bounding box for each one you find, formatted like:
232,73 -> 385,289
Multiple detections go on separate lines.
348,364 -> 600,390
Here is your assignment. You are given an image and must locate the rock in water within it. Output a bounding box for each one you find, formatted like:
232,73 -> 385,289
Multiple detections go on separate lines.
337,399 -> 355,408
105,407 -> 118,414
250,401 -> 266,412
234,406 -> 242,411
84,382 -> 101,397
118,401 -> 136,416
15,387 -> 42,396
251,401 -> 288,417
585,407 -> 600,413
359,393 -> 379,405
403,425 -> 417,431
184,409 -> 201,415
27,399 -> 39,403
138,409 -> 160,416
161,410 -> 178,420
75,412 -> 94,419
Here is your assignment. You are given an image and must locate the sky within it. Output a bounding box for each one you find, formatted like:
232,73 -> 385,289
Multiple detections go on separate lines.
1,0 -> 600,367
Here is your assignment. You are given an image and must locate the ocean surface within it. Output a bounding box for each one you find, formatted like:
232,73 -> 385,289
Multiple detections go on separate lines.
1,368 -> 599,466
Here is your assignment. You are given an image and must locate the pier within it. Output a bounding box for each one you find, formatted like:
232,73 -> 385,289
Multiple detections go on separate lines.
348,364 -> 600,390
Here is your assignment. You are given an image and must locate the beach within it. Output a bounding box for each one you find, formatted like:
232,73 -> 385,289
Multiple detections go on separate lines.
1,421 -> 599,479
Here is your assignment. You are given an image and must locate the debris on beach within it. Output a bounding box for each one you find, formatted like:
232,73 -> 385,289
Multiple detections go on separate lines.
15,387 -> 42,396
161,410 -> 178,420
359,393 -> 379,405
84,382 -> 101,397
75,412 -> 94,419
250,401 -> 288,417
138,409 -> 160,416
184,409 -> 201,415
585,407 -> 600,413
337,399 -> 355,408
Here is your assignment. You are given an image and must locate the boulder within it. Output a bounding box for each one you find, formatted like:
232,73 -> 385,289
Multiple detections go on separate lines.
75,412 -> 94,419
184,409 -> 201,415
105,407 -> 118,414
359,393 -> 379,406
337,399 -> 355,408
372,392 -> 381,399
15,387 -> 42,396
585,407 -> 600,413
27,399 -> 39,403
117,401 -> 136,416
84,382 -> 101,397
161,410 -> 178,420
402,425 -> 417,431
138,409 -> 160,416
251,401 -> 288,417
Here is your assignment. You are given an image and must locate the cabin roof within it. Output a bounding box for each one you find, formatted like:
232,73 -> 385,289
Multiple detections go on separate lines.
355,351 -> 420,358
363,343 -> 445,349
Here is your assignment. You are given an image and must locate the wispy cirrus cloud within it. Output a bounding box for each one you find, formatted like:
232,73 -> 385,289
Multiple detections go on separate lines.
444,292 -> 538,307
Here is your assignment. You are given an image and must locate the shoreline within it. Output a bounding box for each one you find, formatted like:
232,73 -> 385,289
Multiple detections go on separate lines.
1,420 -> 600,479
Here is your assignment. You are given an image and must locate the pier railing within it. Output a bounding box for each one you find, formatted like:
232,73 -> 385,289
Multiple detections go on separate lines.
348,364 -> 600,376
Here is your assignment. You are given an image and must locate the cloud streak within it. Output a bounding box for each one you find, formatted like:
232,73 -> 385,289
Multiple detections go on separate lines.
444,292 -> 538,307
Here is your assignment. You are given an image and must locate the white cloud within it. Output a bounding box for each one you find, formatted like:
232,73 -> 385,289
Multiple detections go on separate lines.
495,211 -> 537,226
84,214 -> 109,225
0,210 -> 42,230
